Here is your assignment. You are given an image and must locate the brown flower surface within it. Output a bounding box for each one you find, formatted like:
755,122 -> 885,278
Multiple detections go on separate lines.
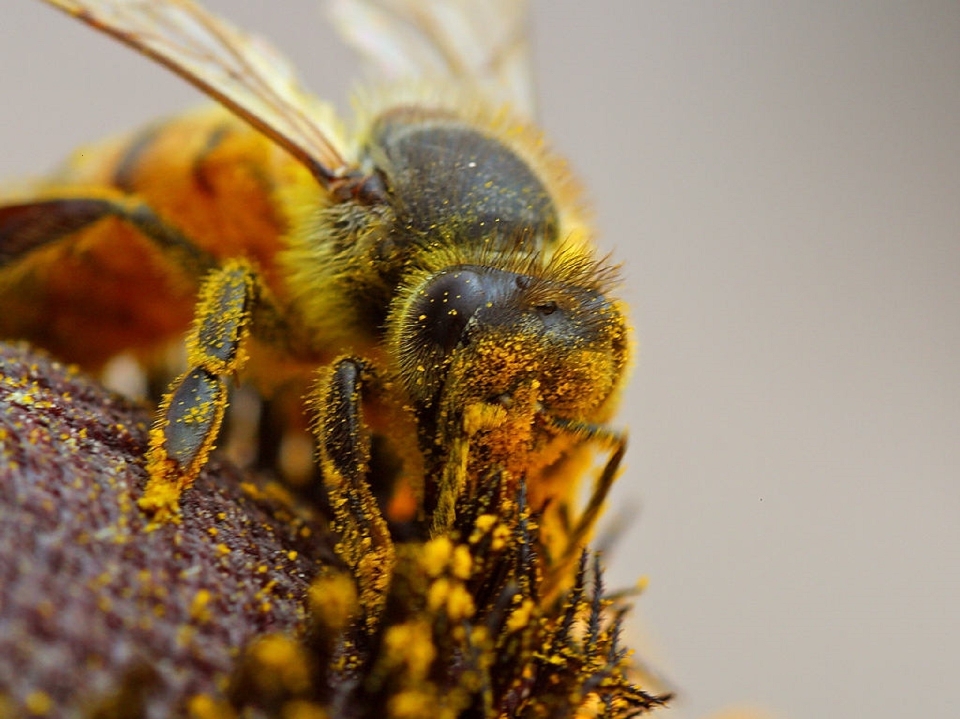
0,341 -> 669,719
0,342 -> 336,718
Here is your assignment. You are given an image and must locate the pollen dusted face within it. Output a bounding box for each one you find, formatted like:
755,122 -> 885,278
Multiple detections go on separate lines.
387,250 -> 629,523
409,266 -> 628,415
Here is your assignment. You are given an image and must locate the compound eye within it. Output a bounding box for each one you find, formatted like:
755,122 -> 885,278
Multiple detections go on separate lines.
414,269 -> 488,352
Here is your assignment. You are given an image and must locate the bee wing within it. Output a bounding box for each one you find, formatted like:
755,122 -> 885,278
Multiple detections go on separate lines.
42,0 -> 353,188
328,0 -> 537,117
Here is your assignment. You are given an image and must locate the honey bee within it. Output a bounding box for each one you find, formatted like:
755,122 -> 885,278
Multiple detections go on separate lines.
0,0 -> 630,606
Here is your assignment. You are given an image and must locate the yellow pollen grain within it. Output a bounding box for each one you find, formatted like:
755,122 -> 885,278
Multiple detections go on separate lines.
186,694 -> 237,719
190,589 -> 213,623
420,536 -> 453,577
308,573 -> 357,631
444,583 -> 476,621
388,691 -> 433,719
249,635 -> 311,693
24,691 -> 53,716
451,545 -> 473,580
470,514 -> 499,542
426,577 -> 451,614
504,598 -> 535,634
383,622 -> 435,677
574,693 -> 601,719
491,524 -> 511,552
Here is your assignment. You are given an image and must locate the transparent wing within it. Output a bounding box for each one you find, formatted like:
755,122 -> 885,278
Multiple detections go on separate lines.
42,0 -> 354,187
328,0 -> 536,117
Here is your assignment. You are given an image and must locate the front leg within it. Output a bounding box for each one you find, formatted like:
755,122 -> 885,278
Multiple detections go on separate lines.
542,419 -> 627,596
139,259 -> 257,522
310,358 -> 395,632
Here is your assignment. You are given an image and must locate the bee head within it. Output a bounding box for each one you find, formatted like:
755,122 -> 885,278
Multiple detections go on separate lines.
389,250 -> 629,449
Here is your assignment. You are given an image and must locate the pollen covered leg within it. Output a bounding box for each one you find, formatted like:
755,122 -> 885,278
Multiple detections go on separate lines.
309,358 -> 395,631
567,432 -> 626,552
543,424 -> 627,596
430,400 -> 505,538
139,260 -> 257,522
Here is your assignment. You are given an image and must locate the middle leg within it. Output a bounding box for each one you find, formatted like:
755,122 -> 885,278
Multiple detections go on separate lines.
139,258 -> 259,521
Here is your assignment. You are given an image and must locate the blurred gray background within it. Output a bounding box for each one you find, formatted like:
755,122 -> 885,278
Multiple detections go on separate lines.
1,2 -> 957,718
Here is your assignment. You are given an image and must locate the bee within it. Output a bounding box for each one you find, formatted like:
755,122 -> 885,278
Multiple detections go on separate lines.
0,0 -> 630,609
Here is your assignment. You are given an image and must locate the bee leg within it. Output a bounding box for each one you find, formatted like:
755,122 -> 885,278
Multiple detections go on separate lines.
138,259 -> 257,522
430,403 -> 492,538
568,431 -> 627,553
543,425 -> 627,595
309,358 -> 395,632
